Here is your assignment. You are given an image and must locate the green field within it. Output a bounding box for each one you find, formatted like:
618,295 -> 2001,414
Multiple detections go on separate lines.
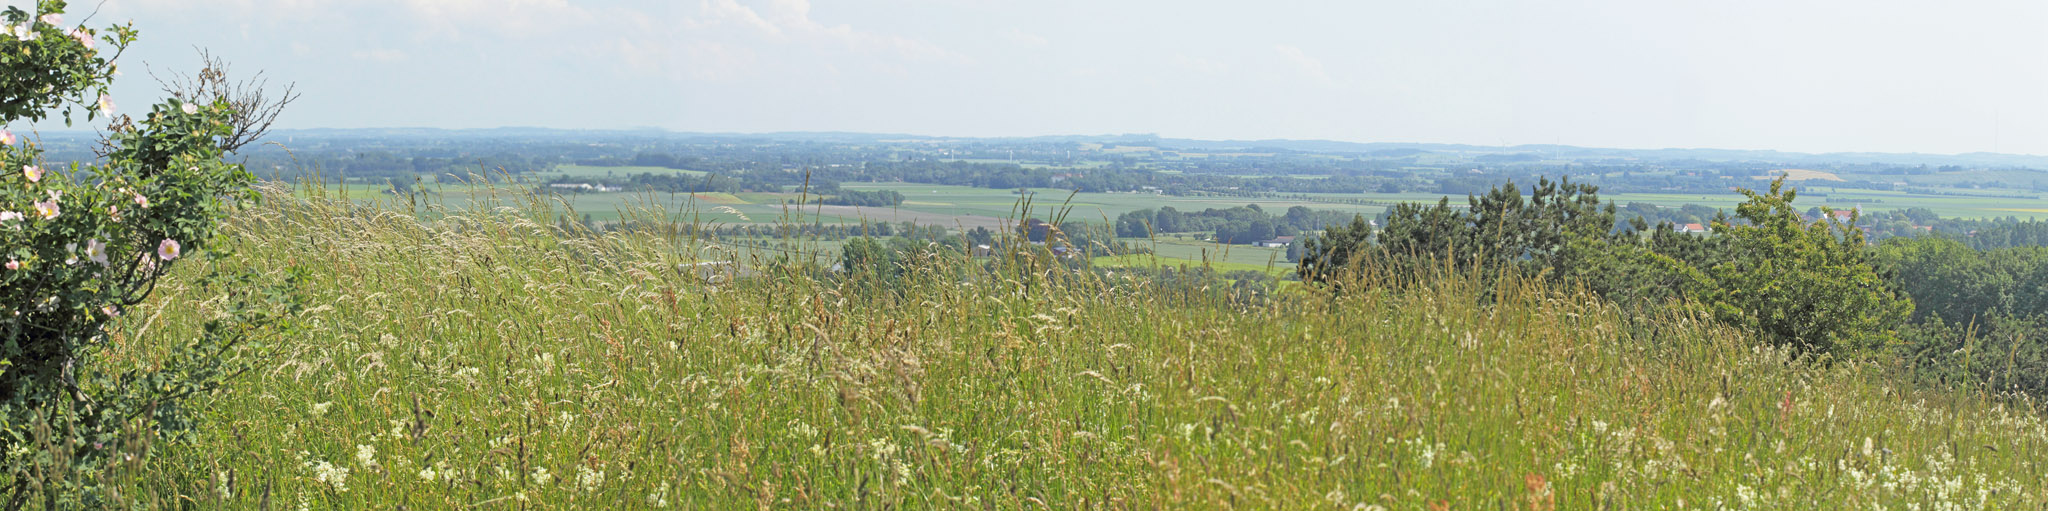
1091,254 -> 1291,278
1126,235 -> 1291,265
317,175 -> 2048,234
317,175 -> 2048,287
98,187 -> 2048,507
838,183 -> 1391,226
855,182 -> 2048,228
298,182 -> 407,201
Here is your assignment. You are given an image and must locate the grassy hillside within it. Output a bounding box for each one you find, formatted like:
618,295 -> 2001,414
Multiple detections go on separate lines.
108,184 -> 2047,509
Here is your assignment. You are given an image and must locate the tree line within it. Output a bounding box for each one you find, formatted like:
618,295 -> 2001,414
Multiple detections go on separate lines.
820,189 -> 905,207
1114,204 -> 1356,243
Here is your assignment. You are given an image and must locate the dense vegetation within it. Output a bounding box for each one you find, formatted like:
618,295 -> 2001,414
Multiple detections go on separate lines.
1878,237 -> 2048,396
49,183 -> 2034,507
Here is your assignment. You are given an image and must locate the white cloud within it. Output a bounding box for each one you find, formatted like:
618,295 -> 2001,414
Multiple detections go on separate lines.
695,0 -> 967,63
397,0 -> 597,40
699,0 -> 782,36
1273,44 -> 1330,83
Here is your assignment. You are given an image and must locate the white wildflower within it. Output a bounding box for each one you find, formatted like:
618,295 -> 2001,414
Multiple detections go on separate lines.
304,459 -> 349,492
354,444 -> 378,470
577,465 -> 605,492
215,471 -> 232,499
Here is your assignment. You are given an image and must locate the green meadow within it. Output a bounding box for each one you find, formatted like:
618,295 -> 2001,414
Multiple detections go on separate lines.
100,184 -> 2048,508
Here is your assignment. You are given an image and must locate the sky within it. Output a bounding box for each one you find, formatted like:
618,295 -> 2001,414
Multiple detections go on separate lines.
22,0 -> 2048,155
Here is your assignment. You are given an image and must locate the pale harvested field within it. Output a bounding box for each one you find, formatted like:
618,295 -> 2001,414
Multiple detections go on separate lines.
786,204 -> 1012,229
1757,168 -> 1846,181
686,192 -> 748,205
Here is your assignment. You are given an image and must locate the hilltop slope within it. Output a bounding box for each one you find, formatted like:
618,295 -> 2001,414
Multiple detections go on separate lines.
111,186 -> 2047,509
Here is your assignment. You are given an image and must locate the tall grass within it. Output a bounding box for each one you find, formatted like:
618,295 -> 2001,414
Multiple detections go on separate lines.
100,181 -> 2046,509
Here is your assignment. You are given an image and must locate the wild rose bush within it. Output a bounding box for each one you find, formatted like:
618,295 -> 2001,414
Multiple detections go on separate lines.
0,1 -> 297,505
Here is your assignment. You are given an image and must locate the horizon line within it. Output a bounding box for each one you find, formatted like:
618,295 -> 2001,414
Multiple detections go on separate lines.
17,126 -> 2048,160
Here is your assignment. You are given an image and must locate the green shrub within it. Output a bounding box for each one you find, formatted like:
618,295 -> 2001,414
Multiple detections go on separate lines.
0,1 -> 297,505
1700,179 -> 1911,357
1299,176 -> 1911,359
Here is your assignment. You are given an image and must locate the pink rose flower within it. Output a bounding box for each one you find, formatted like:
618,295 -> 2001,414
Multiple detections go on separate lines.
157,239 -> 181,261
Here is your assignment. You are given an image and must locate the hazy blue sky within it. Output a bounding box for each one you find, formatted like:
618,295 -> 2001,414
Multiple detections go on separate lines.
36,0 -> 2048,154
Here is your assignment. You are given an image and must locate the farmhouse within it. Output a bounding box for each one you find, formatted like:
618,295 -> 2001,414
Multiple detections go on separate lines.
1253,236 -> 1295,248
547,182 -> 620,193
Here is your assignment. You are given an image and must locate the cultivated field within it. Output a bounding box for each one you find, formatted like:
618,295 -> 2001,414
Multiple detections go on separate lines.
306,175 -> 2048,277
803,205 -> 1010,231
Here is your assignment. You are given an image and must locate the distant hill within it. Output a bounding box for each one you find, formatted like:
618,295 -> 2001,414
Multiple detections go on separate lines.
200,128 -> 2048,169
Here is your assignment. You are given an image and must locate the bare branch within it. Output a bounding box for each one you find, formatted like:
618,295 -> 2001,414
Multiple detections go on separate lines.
152,48 -> 299,153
